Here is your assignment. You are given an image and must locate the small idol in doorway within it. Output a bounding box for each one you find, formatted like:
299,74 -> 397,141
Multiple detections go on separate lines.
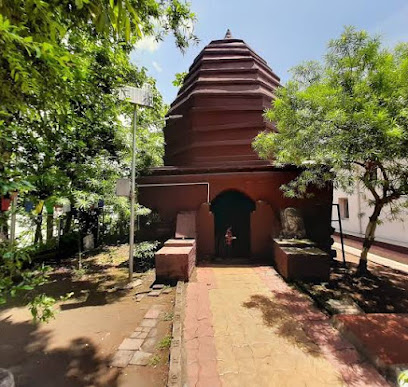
224,226 -> 237,258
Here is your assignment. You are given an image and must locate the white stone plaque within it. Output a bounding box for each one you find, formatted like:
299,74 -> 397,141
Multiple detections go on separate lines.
116,178 -> 131,197
118,85 -> 153,107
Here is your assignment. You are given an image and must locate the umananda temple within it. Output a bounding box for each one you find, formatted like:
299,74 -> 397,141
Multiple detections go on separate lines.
138,31 -> 333,282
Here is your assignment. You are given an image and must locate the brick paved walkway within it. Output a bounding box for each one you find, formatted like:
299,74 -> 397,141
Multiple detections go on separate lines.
182,265 -> 390,387
334,314 -> 408,374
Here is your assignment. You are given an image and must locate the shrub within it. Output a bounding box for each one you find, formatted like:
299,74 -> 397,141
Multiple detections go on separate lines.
134,241 -> 160,271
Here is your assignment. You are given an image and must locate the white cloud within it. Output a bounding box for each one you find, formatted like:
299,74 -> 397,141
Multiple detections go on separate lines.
152,61 -> 163,73
134,36 -> 161,52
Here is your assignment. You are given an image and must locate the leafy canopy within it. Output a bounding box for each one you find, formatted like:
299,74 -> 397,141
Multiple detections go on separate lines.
0,0 -> 196,195
254,27 -> 408,271
0,0 -> 196,320
172,71 -> 188,87
254,27 -> 408,206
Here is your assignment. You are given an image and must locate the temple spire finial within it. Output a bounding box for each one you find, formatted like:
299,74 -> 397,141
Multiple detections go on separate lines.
224,29 -> 232,39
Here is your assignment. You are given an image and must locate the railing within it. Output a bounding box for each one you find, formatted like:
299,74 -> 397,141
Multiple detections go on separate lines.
332,203 -> 346,266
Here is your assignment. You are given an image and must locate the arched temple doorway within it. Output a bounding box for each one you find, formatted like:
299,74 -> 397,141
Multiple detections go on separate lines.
211,190 -> 255,258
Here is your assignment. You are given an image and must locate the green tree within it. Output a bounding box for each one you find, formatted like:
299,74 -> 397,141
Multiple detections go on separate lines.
172,71 -> 188,87
0,0 -> 196,197
4,23 -> 169,241
253,27 -> 408,274
0,0 -> 196,318
1,0 -> 196,229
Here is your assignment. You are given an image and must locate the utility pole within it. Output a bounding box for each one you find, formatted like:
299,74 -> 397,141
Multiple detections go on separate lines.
118,85 -> 153,282
117,85 -> 182,282
9,192 -> 17,244
128,105 -> 137,281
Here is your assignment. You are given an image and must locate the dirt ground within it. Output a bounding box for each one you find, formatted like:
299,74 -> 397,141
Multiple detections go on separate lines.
0,245 -> 174,387
300,248 -> 408,314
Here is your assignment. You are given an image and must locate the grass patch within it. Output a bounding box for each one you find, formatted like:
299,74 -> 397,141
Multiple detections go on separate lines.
157,335 -> 172,350
71,266 -> 88,280
148,354 -> 161,366
162,312 -> 174,321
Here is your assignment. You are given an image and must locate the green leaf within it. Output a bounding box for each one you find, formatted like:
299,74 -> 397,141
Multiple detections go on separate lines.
125,16 -> 130,41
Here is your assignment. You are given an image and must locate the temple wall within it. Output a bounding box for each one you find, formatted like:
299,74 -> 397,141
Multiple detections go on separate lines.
138,34 -> 333,263
163,37 -> 280,168
138,170 -> 333,260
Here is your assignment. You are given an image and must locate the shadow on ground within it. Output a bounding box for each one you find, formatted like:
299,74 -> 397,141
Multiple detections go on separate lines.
335,314 -> 408,367
243,293 -> 322,356
0,244 -> 170,387
304,261 -> 408,313
242,286 -> 388,387
0,317 -> 119,387
0,248 -> 132,312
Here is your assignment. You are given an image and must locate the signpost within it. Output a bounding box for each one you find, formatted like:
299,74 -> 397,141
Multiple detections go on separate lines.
118,84 -> 182,282
118,85 -> 154,108
118,85 -> 153,281
115,178 -> 131,197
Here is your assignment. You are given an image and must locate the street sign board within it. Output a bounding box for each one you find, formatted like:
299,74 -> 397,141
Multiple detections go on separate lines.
118,85 -> 153,107
116,178 -> 131,197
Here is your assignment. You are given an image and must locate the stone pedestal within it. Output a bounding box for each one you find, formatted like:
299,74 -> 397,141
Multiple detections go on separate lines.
273,239 -> 330,282
155,239 -> 196,282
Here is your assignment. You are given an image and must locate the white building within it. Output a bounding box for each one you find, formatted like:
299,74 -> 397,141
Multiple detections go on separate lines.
332,183 -> 408,249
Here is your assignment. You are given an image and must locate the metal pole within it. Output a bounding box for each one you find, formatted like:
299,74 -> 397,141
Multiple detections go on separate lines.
78,221 -> 82,270
102,207 -> 105,244
337,205 -> 346,267
57,216 -> 62,261
10,194 -> 17,244
333,203 -> 346,267
129,105 -> 137,281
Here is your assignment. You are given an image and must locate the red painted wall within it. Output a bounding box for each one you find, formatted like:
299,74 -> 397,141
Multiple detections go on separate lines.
138,167 -> 333,259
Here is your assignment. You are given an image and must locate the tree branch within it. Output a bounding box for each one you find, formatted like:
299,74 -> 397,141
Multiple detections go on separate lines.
375,161 -> 391,199
362,168 -> 381,202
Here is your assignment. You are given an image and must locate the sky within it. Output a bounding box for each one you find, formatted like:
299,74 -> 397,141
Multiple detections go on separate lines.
130,0 -> 408,104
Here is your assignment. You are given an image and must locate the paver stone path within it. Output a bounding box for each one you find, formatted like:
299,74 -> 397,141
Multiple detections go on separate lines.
182,266 -> 389,387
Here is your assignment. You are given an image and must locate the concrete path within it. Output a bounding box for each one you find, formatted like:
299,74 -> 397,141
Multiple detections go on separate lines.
182,266 -> 389,387
333,241 -> 408,274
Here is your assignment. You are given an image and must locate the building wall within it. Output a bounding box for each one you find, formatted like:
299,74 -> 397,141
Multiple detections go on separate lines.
333,184 -> 408,248
139,169 -> 333,259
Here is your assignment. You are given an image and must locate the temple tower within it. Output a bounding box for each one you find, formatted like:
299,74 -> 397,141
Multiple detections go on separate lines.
138,32 -> 333,261
164,30 -> 280,167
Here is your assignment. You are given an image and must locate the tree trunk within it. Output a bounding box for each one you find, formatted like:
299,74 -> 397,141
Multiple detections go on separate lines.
46,214 -> 54,242
34,215 -> 43,244
64,211 -> 72,234
357,203 -> 383,275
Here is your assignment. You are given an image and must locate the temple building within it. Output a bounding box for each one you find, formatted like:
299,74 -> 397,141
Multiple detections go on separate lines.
138,31 -> 333,265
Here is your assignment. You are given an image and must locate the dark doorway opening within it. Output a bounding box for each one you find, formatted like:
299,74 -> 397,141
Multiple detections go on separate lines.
211,190 -> 255,258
